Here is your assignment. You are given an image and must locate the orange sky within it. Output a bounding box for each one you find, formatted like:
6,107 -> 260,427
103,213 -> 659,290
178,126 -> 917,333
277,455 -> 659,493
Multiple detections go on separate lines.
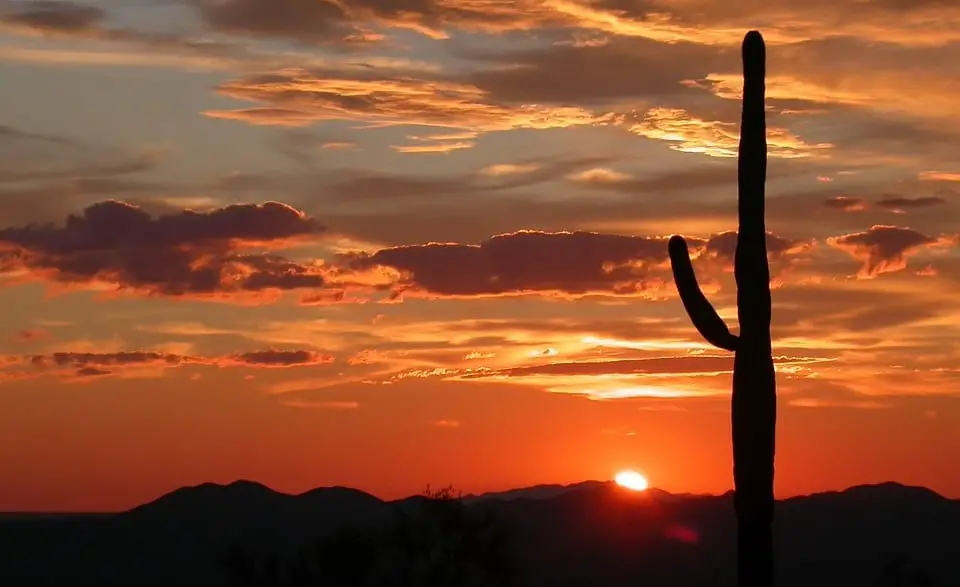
1,0 -> 959,512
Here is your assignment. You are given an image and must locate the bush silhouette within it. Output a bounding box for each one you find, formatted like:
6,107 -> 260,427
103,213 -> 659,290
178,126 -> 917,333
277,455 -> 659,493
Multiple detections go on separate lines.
218,486 -> 514,587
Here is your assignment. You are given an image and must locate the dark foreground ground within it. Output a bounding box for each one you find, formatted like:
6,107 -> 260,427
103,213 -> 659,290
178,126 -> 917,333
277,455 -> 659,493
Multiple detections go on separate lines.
1,480 -> 956,586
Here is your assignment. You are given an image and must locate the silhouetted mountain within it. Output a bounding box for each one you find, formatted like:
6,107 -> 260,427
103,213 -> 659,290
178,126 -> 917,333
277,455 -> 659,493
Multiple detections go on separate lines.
462,479 -> 608,503
1,481 -> 957,586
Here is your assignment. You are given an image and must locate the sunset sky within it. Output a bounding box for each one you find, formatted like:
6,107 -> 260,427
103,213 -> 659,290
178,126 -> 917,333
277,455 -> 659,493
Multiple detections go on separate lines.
1,0 -> 959,512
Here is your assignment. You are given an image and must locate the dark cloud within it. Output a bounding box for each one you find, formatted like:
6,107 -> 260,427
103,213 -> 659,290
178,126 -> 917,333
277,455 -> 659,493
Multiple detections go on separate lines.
15,348 -> 336,378
196,0 -> 376,46
1,200 -> 320,253
339,230 -> 679,299
331,228 -> 809,300
826,225 -> 953,278
30,351 -> 190,369
194,0 -> 574,42
465,36 -> 727,105
0,124 -> 74,145
701,231 -> 815,265
0,201 -> 327,298
0,1 -> 104,35
75,366 -> 111,378
229,349 -> 334,367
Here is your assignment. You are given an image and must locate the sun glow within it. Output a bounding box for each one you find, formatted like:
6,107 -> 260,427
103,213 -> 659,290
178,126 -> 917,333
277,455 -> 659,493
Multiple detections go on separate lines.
614,470 -> 649,491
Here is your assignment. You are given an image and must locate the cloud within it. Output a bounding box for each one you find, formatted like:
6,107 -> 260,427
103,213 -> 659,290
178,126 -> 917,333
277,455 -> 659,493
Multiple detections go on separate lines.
196,0 -> 379,46
568,168 -> 631,183
14,329 -> 50,342
227,349 -> 335,367
577,1 -> 960,47
193,0 -> 573,42
481,163 -> 541,176
700,231 -> 816,265
282,400 -> 360,410
698,53 -> 960,128
920,171 -> 960,182
0,1 -> 104,37
826,225 -> 955,278
627,107 -> 831,159
465,35 -> 727,104
323,226 -> 817,301
0,124 -> 164,184
876,196 -> 947,212
10,348 -> 337,379
336,230 -> 679,299
0,200 -> 327,298
461,355 -> 825,379
313,154 -> 612,208
390,141 -> 475,154
823,196 -> 867,212
28,351 -> 195,374
784,379 -> 893,410
178,0 -> 960,49
0,1 -> 385,72
204,68 -> 606,143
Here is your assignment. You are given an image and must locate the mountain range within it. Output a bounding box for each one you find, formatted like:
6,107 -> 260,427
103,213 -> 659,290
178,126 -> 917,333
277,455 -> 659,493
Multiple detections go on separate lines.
1,480 -> 957,586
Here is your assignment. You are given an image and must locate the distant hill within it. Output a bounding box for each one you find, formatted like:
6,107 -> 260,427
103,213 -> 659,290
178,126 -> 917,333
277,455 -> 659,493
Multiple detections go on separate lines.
1,481 -> 957,586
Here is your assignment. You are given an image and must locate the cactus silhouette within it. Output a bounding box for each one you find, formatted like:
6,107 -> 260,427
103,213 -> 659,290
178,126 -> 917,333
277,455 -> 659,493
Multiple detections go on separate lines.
667,31 -> 776,587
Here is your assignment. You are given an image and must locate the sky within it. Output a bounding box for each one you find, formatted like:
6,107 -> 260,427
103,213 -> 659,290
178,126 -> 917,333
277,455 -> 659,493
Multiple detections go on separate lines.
0,0 -> 959,512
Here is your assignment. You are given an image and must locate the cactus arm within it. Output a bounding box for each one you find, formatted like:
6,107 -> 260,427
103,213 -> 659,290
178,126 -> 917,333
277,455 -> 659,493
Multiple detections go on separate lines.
668,235 -> 740,352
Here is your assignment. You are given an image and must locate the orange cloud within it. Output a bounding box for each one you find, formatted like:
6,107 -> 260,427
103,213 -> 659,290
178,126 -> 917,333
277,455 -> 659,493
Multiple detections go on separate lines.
481,163 -> 541,176
823,196 -> 867,212
627,107 -> 831,159
204,71 -> 605,143
390,142 -> 475,154
568,168 -> 631,183
699,69 -> 960,127
189,0 -> 960,48
460,355 -> 826,379
920,171 -> 960,182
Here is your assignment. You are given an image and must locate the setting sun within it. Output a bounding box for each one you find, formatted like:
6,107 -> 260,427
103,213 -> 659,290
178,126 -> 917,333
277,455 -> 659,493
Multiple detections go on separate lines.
614,470 -> 650,491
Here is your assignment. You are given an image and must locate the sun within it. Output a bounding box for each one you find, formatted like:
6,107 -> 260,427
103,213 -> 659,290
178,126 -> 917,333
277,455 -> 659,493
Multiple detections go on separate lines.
614,470 -> 649,491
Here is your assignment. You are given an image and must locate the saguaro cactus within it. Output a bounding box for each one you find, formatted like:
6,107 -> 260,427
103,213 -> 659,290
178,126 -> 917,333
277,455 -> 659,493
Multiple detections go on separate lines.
667,31 -> 776,587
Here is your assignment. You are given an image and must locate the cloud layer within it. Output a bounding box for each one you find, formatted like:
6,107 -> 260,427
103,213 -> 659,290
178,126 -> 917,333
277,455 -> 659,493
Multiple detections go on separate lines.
0,201 -> 326,297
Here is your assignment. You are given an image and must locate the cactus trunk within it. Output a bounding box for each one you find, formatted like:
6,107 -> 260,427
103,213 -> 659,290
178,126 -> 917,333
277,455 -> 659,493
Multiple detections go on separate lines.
668,30 -> 776,587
